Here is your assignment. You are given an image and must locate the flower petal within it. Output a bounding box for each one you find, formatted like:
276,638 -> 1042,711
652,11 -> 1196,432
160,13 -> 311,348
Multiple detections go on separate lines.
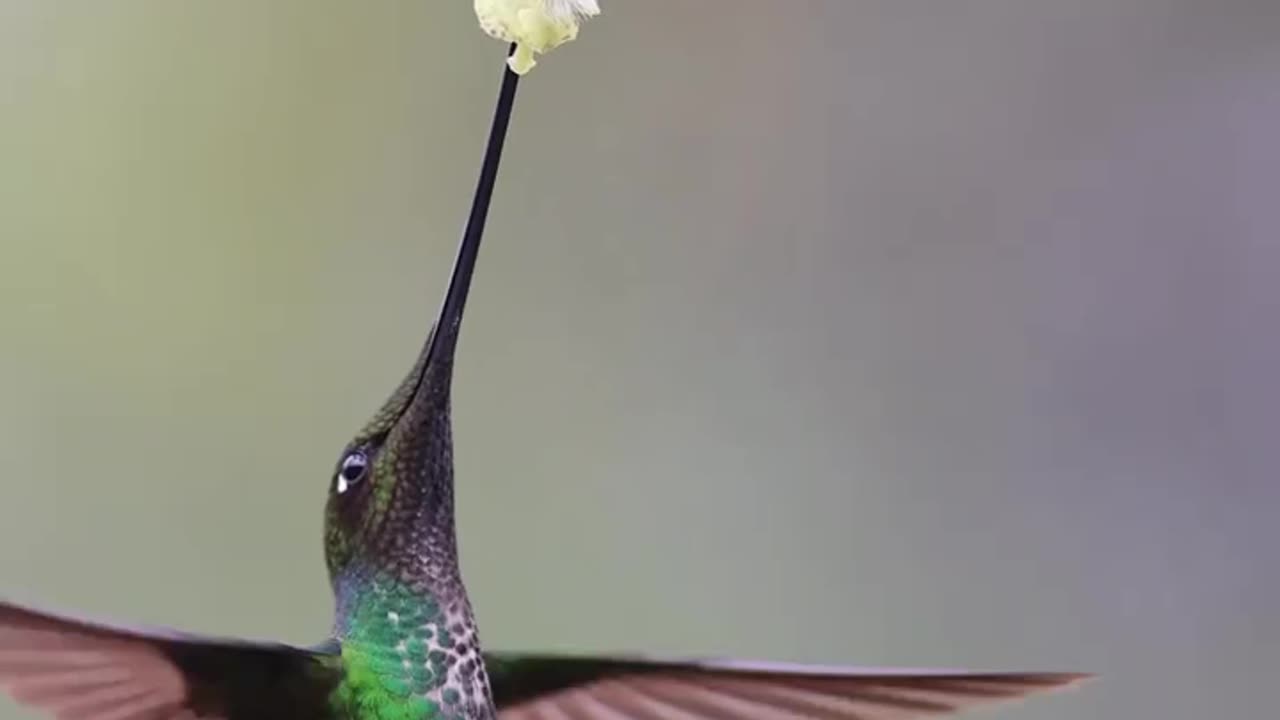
474,0 -> 599,74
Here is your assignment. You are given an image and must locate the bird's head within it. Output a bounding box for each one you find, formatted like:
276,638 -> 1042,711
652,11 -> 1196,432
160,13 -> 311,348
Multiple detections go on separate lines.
322,309 -> 464,591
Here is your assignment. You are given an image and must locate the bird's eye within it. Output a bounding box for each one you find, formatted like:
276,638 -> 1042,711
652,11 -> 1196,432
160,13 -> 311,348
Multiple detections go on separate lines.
336,451 -> 369,494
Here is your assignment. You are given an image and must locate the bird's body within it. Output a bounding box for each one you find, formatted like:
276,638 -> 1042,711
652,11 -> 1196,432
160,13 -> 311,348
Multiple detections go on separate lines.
0,55 -> 1088,720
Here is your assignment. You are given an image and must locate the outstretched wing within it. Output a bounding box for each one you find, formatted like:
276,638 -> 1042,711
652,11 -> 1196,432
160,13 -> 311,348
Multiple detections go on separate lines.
486,653 -> 1090,719
0,598 -> 342,720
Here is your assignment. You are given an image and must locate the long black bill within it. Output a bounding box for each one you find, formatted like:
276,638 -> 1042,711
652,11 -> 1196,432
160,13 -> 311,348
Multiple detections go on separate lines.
346,49 -> 521,455
426,46 -> 521,373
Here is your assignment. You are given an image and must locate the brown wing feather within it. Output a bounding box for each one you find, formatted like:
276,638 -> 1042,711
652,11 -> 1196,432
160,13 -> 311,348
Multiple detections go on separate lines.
0,603 -> 194,720
488,653 -> 1091,719
0,599 -> 338,720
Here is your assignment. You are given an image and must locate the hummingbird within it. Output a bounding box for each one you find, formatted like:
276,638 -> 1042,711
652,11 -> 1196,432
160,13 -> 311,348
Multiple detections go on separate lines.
0,55 -> 1089,720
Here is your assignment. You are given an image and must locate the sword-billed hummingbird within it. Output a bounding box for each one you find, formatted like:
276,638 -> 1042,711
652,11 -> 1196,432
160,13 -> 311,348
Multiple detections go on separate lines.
0,54 -> 1089,720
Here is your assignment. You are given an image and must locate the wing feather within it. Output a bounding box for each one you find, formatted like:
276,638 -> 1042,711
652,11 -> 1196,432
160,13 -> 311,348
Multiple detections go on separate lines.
0,598 -> 339,720
487,652 -> 1091,719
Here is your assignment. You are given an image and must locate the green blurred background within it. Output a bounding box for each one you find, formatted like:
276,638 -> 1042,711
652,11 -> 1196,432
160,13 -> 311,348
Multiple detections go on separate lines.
1,2 -> 1276,718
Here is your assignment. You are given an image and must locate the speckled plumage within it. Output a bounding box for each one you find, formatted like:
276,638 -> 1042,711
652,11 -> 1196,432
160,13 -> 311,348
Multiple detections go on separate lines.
329,575 -> 491,719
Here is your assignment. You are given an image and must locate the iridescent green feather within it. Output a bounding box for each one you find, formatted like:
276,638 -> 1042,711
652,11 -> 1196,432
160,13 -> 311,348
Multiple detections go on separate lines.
328,576 -> 483,720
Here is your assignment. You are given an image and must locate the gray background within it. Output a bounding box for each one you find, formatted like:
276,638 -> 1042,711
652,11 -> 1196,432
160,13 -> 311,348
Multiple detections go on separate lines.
1,2 -> 1276,718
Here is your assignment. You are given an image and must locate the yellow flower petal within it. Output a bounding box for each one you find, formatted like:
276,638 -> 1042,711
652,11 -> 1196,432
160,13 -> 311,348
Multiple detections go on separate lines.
475,0 -> 600,74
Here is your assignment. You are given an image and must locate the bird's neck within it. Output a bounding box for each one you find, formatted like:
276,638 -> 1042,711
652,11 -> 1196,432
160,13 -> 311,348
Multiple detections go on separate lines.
332,570 -> 493,718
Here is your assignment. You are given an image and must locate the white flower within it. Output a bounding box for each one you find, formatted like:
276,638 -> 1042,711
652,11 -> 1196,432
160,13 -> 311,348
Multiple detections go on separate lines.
475,0 -> 601,75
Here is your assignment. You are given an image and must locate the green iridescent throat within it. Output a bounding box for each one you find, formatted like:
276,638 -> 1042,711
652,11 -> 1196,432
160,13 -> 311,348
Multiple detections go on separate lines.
329,575 -> 491,720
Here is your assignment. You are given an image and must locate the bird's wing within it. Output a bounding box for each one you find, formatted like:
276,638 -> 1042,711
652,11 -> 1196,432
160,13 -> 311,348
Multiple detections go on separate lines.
485,652 -> 1091,719
0,598 -> 342,720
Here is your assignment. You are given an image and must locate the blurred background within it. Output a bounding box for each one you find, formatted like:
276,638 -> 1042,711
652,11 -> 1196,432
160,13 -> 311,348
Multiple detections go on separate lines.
1,2 -> 1276,718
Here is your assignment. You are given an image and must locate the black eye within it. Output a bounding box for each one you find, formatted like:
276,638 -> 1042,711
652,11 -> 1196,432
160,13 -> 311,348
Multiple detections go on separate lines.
336,451 -> 368,494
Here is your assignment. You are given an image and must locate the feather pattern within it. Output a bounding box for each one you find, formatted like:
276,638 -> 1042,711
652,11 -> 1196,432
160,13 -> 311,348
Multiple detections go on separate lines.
0,599 -> 340,720
487,653 -> 1091,719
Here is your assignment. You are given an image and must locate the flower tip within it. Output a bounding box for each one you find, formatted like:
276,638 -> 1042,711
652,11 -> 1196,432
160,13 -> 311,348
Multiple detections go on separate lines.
508,45 -> 537,75
476,0 -> 600,74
